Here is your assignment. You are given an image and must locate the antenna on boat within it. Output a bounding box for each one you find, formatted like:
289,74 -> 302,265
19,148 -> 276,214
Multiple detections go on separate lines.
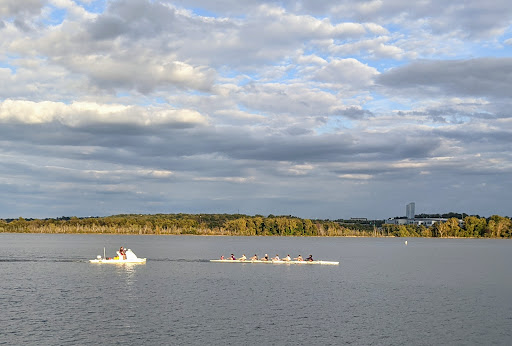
103,247 -> 106,260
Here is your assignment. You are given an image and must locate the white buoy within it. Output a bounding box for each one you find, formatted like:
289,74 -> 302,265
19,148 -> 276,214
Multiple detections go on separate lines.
405,240 -> 408,245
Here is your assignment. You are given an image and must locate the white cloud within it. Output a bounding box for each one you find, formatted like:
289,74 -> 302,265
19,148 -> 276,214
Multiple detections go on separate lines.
0,100 -> 208,127
329,37 -> 405,59
338,174 -> 373,180
313,58 -> 379,87
194,176 -> 255,183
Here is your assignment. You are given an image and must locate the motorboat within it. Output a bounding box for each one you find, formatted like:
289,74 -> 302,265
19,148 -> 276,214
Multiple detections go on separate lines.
89,248 -> 146,264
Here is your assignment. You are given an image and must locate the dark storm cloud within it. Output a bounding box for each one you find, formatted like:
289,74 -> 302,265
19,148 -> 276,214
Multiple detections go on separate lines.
377,58 -> 512,99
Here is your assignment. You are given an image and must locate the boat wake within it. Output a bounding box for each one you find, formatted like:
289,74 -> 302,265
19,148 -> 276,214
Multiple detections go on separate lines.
0,258 -> 210,263
149,258 -> 210,263
0,258 -> 82,263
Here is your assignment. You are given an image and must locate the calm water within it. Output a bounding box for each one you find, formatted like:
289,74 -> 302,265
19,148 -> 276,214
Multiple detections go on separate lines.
1,233 -> 511,345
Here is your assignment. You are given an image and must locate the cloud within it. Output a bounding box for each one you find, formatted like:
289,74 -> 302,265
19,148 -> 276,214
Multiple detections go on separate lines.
330,0 -> 512,39
0,99 -> 208,127
338,173 -> 373,180
313,58 -> 379,88
1,0 -> 511,219
377,58 -> 512,99
169,0 -> 511,40
328,36 -> 405,59
65,56 -> 216,93
0,0 -> 44,17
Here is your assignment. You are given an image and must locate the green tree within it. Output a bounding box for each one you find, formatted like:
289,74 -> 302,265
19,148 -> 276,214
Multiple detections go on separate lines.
488,215 -> 512,238
463,216 -> 487,237
445,218 -> 461,237
432,221 -> 449,238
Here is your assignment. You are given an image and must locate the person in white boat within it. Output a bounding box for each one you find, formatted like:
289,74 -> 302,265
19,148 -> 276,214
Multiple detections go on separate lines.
294,255 -> 303,261
230,253 -> 236,260
250,254 -> 258,261
239,254 -> 247,261
306,254 -> 314,262
260,254 -> 269,261
220,255 -> 225,260
283,254 -> 291,261
273,254 -> 280,261
119,246 -> 126,260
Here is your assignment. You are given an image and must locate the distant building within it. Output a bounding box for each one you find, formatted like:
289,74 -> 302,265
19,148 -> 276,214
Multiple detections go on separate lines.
384,202 -> 461,226
385,218 -> 408,225
350,218 -> 367,221
406,202 -> 415,219
385,217 -> 448,226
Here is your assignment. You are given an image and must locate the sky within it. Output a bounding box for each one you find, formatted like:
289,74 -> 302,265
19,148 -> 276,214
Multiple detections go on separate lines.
1,0 -> 511,220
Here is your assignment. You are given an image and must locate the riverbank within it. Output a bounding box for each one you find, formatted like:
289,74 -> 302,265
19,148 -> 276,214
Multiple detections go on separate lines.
1,213 -> 511,238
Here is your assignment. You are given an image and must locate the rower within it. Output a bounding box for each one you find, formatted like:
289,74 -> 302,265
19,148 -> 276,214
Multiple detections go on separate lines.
306,254 -> 313,262
250,254 -> 258,261
230,253 -> 236,260
239,254 -> 247,261
260,254 -> 269,261
294,255 -> 303,261
283,254 -> 291,261
273,254 -> 280,261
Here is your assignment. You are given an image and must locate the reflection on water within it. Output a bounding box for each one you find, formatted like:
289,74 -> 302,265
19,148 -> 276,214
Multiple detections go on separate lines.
114,263 -> 140,286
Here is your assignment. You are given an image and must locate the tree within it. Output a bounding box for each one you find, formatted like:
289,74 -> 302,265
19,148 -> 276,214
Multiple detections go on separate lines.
463,216 -> 487,237
432,221 -> 449,238
488,215 -> 512,238
445,218 -> 461,237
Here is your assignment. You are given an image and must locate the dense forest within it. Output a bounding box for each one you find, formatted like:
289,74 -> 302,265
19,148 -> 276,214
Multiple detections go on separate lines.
1,213 -> 511,238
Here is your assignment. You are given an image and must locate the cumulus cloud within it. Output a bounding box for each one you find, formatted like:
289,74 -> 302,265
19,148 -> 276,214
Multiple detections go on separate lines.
0,0 -> 44,18
0,100 -> 208,127
329,36 -> 405,59
1,0 -> 511,219
65,56 -> 216,93
313,58 -> 379,88
329,0 -> 512,39
377,58 -> 512,99
236,83 -> 348,117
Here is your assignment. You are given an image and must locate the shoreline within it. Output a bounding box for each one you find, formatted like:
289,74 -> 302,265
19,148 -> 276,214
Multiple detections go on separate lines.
0,231 -> 502,239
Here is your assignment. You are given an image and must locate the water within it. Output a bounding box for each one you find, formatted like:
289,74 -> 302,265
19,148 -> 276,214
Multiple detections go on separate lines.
1,234 -> 511,345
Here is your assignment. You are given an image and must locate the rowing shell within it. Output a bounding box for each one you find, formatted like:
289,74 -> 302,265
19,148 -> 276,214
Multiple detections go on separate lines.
210,259 -> 339,265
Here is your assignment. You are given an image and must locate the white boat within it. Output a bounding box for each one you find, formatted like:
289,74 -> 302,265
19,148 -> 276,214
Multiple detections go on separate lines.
210,259 -> 339,265
89,248 -> 146,264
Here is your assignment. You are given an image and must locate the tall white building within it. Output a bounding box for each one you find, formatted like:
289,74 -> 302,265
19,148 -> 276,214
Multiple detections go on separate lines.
406,202 -> 415,219
385,202 -> 461,226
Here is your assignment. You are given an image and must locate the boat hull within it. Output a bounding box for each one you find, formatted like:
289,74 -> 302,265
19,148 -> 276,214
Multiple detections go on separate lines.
89,258 -> 146,264
90,248 -> 146,264
210,259 -> 339,265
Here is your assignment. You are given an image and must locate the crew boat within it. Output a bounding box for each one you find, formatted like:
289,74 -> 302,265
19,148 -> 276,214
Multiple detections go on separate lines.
210,259 -> 339,265
89,248 -> 146,264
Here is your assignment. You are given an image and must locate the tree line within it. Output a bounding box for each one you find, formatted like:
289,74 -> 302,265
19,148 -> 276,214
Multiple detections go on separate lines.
1,213 -> 511,238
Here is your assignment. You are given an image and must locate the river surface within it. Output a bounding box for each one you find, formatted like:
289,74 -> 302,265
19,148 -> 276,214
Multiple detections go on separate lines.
1,233 -> 511,345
